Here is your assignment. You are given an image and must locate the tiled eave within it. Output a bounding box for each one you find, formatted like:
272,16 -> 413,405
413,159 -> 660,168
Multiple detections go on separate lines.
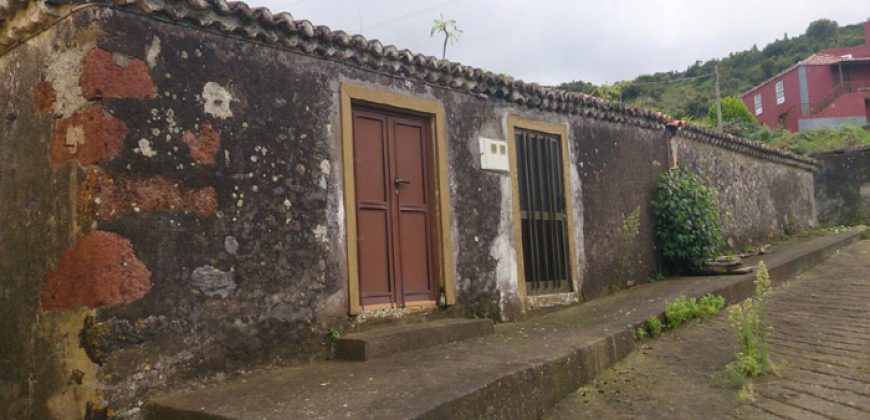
0,0 -> 818,170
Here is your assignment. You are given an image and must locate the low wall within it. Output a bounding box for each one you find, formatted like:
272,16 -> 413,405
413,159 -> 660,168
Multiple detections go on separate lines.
814,146 -> 870,225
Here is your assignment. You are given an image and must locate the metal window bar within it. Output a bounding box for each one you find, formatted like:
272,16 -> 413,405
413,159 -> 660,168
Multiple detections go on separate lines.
516,129 -> 571,294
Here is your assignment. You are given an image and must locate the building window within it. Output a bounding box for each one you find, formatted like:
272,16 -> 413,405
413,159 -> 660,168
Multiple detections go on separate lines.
775,80 -> 785,105
515,128 -> 572,295
754,93 -> 763,115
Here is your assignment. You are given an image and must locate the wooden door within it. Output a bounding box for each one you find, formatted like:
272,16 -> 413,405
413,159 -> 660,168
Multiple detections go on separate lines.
352,107 -> 436,308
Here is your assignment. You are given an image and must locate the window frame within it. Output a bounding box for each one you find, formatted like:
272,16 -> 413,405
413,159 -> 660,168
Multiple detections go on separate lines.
754,93 -> 763,115
775,80 -> 785,105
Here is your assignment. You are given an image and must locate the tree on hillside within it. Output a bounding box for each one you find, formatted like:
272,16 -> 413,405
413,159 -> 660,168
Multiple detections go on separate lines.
806,19 -> 839,42
430,14 -> 462,60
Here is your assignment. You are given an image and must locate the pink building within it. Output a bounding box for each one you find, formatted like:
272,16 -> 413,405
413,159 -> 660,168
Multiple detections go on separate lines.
741,19 -> 870,132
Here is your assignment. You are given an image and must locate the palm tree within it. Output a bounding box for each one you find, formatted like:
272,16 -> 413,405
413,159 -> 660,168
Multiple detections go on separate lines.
430,14 -> 462,60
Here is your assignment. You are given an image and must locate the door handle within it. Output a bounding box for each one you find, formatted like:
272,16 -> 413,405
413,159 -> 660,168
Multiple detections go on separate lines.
394,178 -> 411,187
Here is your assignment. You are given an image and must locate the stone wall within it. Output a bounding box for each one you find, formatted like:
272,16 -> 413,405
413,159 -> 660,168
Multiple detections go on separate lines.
574,121 -> 669,299
814,147 -> 870,226
672,134 -> 817,249
0,13 -> 105,420
0,4 -> 819,418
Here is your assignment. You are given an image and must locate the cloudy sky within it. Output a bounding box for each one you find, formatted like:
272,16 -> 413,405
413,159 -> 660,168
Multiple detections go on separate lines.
256,0 -> 868,86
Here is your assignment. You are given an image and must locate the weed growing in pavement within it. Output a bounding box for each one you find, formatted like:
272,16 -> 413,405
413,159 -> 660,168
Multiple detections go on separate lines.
719,261 -> 776,401
326,327 -> 342,342
635,327 -> 648,340
638,294 -> 725,339
664,296 -> 700,328
649,272 -> 666,282
646,316 -> 663,337
698,294 -> 726,319
663,293 -> 726,329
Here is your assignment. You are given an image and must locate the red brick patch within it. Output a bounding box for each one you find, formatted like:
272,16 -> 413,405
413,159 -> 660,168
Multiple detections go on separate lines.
183,122 -> 221,165
50,104 -> 128,167
41,231 -> 152,310
80,48 -> 157,100
32,80 -> 56,115
80,167 -> 217,222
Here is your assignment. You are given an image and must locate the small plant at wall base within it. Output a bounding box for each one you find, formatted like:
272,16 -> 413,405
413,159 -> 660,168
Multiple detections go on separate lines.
663,294 -> 726,329
614,206 -> 642,285
651,165 -> 724,273
721,261 -> 777,401
326,327 -> 342,342
646,316 -> 663,337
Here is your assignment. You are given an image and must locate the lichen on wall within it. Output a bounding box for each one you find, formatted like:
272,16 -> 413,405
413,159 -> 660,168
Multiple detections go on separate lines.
672,134 -> 816,248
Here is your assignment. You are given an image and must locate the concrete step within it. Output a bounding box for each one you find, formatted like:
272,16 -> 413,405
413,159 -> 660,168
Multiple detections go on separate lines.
335,318 -> 495,361
144,231 -> 862,420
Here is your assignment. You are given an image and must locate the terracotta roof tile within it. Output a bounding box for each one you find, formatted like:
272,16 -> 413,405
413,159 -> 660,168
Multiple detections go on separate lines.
0,0 -> 817,169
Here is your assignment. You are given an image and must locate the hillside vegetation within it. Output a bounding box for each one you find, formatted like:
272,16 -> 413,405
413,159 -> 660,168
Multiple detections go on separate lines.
557,19 -> 866,121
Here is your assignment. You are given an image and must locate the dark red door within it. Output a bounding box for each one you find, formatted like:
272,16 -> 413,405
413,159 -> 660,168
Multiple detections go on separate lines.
353,107 -> 435,308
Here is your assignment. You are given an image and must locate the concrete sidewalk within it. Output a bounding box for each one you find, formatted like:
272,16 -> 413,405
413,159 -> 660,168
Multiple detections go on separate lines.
547,238 -> 870,419
145,231 -> 862,420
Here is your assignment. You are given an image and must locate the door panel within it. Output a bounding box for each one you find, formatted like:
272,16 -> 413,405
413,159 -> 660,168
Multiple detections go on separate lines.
398,211 -> 432,300
352,106 -> 435,308
353,115 -> 389,202
358,209 -> 392,303
353,111 -> 395,305
394,122 -> 428,205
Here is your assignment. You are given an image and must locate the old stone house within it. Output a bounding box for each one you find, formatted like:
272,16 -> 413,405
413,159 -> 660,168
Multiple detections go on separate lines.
0,1 -> 818,418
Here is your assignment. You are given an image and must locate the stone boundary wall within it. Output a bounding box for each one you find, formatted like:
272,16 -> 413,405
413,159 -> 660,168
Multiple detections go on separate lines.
0,3 -> 821,418
813,146 -> 870,226
672,134 -> 817,249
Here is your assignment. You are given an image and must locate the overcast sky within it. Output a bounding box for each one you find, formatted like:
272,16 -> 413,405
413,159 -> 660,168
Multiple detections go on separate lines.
256,0 -> 868,86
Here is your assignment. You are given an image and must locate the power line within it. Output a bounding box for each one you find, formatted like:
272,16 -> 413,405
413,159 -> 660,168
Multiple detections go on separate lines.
623,73 -> 715,86
363,0 -> 463,32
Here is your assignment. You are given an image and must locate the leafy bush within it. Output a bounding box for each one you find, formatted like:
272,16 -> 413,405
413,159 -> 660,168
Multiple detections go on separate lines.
698,293 -> 726,319
709,97 -> 756,126
651,166 -> 724,273
723,261 -> 776,400
646,316 -> 663,337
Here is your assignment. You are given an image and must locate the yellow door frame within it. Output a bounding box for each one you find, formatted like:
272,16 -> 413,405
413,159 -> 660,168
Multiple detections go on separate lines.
506,115 -> 580,303
340,83 -> 455,315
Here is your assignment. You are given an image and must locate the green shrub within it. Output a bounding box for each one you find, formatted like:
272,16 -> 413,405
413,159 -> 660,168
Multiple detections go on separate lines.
646,316 -> 663,337
698,293 -> 726,319
664,296 -> 701,328
709,96 -> 756,126
652,166 -> 724,273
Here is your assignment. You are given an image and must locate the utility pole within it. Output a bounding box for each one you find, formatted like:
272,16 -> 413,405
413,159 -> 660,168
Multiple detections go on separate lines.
715,64 -> 723,132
